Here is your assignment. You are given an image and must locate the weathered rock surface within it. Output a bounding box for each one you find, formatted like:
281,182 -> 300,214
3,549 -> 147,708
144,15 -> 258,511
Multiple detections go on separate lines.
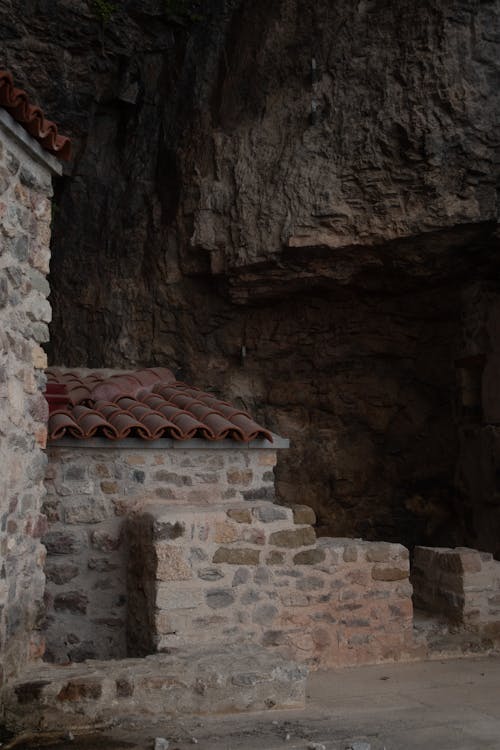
2,0 -> 499,549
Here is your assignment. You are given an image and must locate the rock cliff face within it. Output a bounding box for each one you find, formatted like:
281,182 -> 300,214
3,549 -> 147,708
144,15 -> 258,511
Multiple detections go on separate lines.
2,0 -> 499,550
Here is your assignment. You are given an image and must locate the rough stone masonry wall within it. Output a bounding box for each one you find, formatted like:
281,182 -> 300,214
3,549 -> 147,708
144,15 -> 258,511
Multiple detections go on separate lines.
42,443 -> 276,663
129,504 -> 413,669
412,546 -> 500,641
44,443 -> 413,669
0,112 -> 58,695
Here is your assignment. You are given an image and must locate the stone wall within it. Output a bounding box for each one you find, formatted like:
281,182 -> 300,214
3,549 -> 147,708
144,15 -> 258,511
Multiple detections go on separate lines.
43,441 -> 413,669
42,442 -> 278,663
129,504 -> 413,669
0,110 -> 59,695
412,546 -> 500,641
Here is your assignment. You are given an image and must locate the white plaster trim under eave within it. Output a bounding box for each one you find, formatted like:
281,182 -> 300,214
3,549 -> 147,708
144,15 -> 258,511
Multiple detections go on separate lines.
0,108 -> 63,175
47,433 -> 290,451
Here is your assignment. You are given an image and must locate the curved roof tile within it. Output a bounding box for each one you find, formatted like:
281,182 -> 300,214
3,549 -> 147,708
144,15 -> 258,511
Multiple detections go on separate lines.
45,367 -> 273,444
0,70 -> 71,160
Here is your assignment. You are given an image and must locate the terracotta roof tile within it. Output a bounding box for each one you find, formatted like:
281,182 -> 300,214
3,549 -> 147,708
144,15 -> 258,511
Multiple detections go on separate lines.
45,367 -> 273,444
0,70 -> 71,161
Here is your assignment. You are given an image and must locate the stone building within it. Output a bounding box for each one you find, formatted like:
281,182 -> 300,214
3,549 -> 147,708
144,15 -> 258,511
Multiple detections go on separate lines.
0,68 -> 499,736
39,366 -> 413,671
0,69 -> 70,695
3,364 -> 415,730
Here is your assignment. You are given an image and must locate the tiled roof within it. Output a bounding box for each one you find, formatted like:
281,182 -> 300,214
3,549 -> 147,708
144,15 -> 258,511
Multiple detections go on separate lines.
0,70 -> 71,160
45,368 -> 273,444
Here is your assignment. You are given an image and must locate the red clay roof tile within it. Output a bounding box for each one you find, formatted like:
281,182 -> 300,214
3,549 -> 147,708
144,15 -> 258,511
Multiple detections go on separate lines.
45,367 -> 273,444
0,70 -> 71,161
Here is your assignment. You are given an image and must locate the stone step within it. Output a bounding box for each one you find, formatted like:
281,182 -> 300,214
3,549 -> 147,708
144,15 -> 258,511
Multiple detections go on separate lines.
411,609 -> 500,660
4,645 -> 307,733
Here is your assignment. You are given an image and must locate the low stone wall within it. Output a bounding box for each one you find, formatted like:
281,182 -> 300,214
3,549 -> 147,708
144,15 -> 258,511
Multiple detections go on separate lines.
412,546 -> 500,640
4,644 -> 307,732
129,503 -> 413,668
42,442 -> 278,662
0,109 -> 60,693
42,441 -> 414,669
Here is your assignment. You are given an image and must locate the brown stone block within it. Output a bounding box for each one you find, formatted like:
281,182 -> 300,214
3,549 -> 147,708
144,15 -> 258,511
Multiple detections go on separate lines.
57,680 -> 102,702
293,548 -> 326,565
371,565 -> 408,581
100,480 -> 118,494
125,454 -> 146,465
292,505 -> 316,525
269,527 -> 316,548
227,469 -> 253,485
258,453 -> 277,466
215,521 -> 240,543
227,508 -> 252,523
213,547 -> 260,565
